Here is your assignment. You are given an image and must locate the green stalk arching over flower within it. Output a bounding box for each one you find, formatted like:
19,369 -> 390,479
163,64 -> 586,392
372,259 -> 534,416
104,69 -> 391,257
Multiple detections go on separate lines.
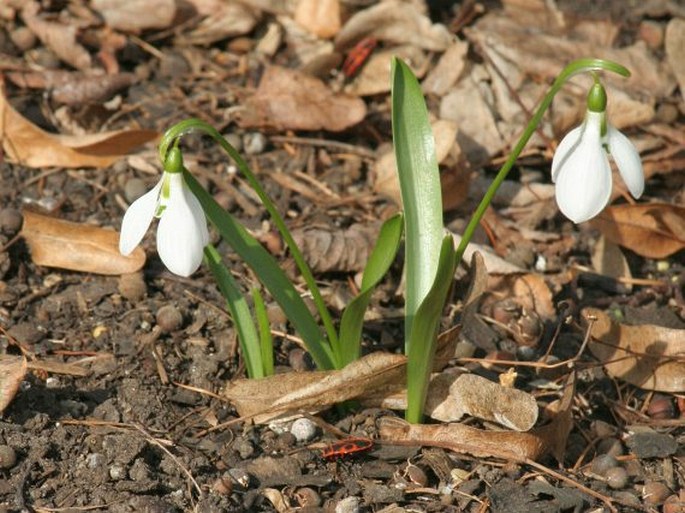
453,58 -> 633,268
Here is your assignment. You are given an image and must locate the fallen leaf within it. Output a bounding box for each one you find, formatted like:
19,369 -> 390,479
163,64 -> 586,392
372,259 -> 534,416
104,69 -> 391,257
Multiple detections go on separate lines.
0,356 -> 27,414
591,235 -> 632,291
378,372 -> 575,462
22,210 -> 146,275
584,308 -> 685,393
184,2 -> 261,45
7,70 -> 136,106
590,203 -> 685,259
91,0 -> 176,33
423,38 -> 469,97
378,372 -> 539,431
451,233 -> 526,274
334,0 -> 452,51
0,78 -> 158,168
665,18 -> 685,101
237,65 -> 366,132
21,2 -> 91,70
294,0 -> 340,39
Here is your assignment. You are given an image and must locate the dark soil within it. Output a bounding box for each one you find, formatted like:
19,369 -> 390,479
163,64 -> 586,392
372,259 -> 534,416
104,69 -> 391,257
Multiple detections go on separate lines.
1,1 -> 684,513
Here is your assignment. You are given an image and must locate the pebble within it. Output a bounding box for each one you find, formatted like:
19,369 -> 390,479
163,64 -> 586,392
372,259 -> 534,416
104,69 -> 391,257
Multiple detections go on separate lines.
290,418 -> 318,443
243,132 -> 267,155
647,394 -> 676,419
118,272 -> 147,302
642,481 -> 671,506
228,467 -> 251,488
596,437 -> 624,457
156,304 -> 184,333
295,487 -> 321,507
8,322 -> 44,345
224,133 -> 243,152
109,462 -> 127,480
211,475 -> 233,495
9,26 -> 36,51
86,453 -> 104,469
626,431 -> 678,458
335,496 -> 360,513
124,178 -> 149,203
663,493 -> 685,513
605,466 -> 629,489
0,208 -> 22,235
590,454 -> 618,476
0,445 -> 17,469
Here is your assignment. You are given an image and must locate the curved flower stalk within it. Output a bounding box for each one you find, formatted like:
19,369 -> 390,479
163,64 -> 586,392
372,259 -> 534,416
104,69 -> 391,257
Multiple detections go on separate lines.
552,81 -> 644,223
119,147 -> 209,277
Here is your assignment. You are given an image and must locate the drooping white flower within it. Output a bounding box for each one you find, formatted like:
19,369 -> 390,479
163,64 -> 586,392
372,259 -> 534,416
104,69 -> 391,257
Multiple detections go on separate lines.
551,82 -> 644,223
119,149 -> 209,277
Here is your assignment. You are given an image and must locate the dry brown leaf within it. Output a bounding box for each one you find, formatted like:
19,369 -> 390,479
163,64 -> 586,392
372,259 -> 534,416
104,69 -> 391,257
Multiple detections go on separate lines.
237,66 -> 366,132
665,18 -> 685,101
184,2 -> 261,46
378,372 -> 575,462
345,46 -> 429,97
0,356 -> 27,414
423,38 -> 469,97
378,372 -> 539,430
294,0 -> 340,39
590,203 -> 685,259
291,223 -> 378,274
591,235 -> 633,291
0,79 -> 158,168
91,0 -> 176,33
224,352 -> 407,422
451,233 -> 525,274
585,308 -> 685,393
22,210 -> 146,275
334,0 -> 451,51
7,70 -> 136,106
21,2 -> 91,70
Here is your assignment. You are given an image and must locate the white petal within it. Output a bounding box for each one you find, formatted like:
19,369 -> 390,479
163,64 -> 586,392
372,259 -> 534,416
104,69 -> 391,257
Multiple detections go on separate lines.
551,124 -> 583,182
554,118 -> 612,223
156,174 -> 208,276
606,125 -> 644,199
119,179 -> 162,255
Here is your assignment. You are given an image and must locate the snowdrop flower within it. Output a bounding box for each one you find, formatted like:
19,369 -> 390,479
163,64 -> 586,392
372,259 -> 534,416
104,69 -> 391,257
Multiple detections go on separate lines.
119,147 -> 209,277
551,81 -> 644,223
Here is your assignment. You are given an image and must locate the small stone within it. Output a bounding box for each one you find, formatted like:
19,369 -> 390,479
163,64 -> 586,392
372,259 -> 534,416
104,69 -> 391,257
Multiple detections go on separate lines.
156,304 -> 183,333
663,493 -> 685,513
335,496 -> 360,513
228,467 -> 251,488
596,437 -> 624,457
9,26 -> 36,51
642,481 -> 671,506
290,418 -> 317,443
224,133 -> 243,152
109,462 -> 127,480
288,348 -> 312,372
234,438 -> 255,460
647,394 -> 675,420
8,322 -> 44,345
124,178 -> 149,203
0,208 -> 22,235
211,475 -> 233,494
86,453 -> 104,469
243,132 -> 267,155
0,445 -> 17,469
590,454 -> 618,476
118,272 -> 147,302
295,487 -> 321,507
605,466 -> 629,489
626,431 -> 678,458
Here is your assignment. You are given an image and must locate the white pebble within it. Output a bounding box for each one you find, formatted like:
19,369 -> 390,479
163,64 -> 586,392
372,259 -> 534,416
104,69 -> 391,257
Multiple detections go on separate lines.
335,496 -> 360,513
290,418 -> 318,443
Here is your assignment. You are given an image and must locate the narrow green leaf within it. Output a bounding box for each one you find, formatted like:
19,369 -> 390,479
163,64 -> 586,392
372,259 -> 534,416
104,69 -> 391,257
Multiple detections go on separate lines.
338,214 -> 403,366
405,235 -> 456,424
252,287 -> 274,376
204,245 -> 264,378
391,58 -> 443,350
184,169 -> 336,370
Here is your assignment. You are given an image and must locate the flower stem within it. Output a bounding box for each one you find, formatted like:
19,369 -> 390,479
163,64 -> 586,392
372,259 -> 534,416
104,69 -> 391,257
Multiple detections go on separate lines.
453,58 -> 630,266
159,120 -> 340,366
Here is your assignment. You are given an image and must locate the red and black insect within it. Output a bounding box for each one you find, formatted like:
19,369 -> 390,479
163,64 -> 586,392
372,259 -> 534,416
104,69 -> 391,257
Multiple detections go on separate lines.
341,37 -> 378,79
321,437 -> 374,460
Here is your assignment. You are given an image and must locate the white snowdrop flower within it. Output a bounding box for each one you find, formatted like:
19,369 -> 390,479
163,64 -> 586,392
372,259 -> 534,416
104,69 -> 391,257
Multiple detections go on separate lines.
119,147 -> 209,277
551,82 -> 644,223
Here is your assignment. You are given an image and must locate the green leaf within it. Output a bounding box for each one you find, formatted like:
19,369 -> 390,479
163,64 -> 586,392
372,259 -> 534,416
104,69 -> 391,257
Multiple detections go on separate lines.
252,287 -> 274,376
184,169 -> 336,371
391,58 -> 443,350
338,214 -> 403,366
405,235 -> 456,423
204,245 -> 264,378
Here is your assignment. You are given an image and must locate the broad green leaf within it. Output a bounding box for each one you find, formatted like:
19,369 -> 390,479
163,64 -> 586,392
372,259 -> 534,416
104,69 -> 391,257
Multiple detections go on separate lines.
405,235 -> 456,423
338,214 -> 403,367
204,245 -> 264,378
185,170 -> 336,370
391,58 -> 443,350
